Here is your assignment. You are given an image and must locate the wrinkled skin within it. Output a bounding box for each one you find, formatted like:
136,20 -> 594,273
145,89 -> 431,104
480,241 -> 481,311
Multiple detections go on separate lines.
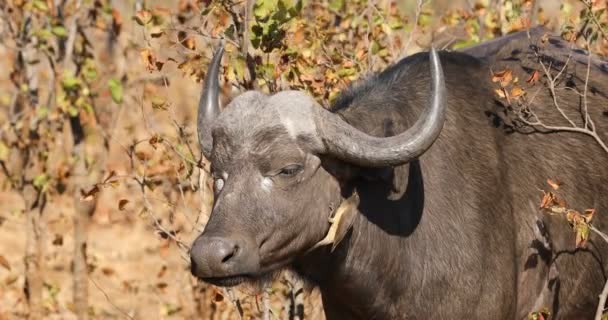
191,28 -> 608,319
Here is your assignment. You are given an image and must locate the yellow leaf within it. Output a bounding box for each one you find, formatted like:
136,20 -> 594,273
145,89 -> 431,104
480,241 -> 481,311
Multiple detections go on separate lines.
511,86 -> 525,98
494,88 -> 507,99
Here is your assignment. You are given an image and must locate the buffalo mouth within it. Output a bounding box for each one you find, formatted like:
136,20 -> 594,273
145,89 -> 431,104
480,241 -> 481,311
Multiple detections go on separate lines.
199,274 -> 252,287
197,269 -> 278,288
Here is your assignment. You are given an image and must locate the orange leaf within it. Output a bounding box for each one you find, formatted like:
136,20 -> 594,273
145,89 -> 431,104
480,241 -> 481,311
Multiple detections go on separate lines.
0,255 -> 11,271
547,178 -> 562,190
157,265 -> 167,278
583,209 -> 596,223
101,267 -> 116,276
540,191 -> 557,209
492,69 -> 513,86
140,48 -> 157,72
511,86 -> 525,98
182,37 -> 196,50
526,70 -> 540,84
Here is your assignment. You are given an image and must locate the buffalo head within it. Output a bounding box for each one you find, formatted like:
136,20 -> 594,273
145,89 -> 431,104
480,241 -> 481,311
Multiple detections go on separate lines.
189,43 -> 446,286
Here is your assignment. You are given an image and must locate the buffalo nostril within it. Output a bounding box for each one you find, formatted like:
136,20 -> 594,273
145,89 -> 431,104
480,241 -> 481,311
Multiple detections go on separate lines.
221,244 -> 239,263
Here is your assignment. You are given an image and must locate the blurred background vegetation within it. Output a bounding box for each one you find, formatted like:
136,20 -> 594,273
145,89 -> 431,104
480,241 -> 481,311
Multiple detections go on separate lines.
0,0 -> 606,319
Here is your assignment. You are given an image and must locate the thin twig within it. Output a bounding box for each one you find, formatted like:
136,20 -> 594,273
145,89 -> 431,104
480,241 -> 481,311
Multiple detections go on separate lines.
402,0 -> 425,56
518,112 -> 608,153
89,276 -> 135,320
63,0 -> 83,70
536,54 -> 577,127
593,223 -> 608,320
590,225 -> 608,244
595,279 -> 608,320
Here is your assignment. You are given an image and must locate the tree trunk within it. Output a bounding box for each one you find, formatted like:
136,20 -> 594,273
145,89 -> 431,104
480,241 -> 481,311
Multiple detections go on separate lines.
71,116 -> 96,320
24,185 -> 44,320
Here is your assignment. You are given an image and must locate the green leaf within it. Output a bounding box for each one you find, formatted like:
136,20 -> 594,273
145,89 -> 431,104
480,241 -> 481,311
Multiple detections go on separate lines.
82,59 -> 98,82
33,29 -> 53,40
51,25 -> 68,38
61,74 -> 81,90
68,106 -> 79,117
254,0 -> 277,18
337,67 -> 355,77
151,96 -> 168,110
32,0 -> 48,11
33,174 -> 49,190
329,0 -> 344,11
36,106 -> 49,119
371,41 -> 380,54
108,78 -> 123,104
452,39 -> 479,50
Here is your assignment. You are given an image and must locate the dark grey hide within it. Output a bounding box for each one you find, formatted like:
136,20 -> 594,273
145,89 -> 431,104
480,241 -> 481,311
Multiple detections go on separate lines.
190,28 -> 608,319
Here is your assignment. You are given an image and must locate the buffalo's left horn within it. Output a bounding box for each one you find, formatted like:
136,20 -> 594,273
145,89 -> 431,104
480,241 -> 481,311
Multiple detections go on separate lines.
197,42 -> 225,158
313,48 -> 447,167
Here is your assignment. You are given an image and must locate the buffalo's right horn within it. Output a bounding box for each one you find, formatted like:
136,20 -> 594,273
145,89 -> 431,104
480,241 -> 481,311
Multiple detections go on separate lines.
197,42 -> 225,159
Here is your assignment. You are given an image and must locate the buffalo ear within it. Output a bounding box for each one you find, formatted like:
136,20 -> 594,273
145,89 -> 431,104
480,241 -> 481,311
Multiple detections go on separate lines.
320,157 -> 359,192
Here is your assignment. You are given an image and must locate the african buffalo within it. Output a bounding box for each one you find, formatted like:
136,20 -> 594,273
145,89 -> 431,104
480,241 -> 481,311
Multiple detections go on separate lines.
189,28 -> 608,319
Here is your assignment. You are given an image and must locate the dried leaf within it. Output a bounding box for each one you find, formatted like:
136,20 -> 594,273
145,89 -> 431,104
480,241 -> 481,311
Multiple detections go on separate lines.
157,265 -> 167,278
103,171 -> 117,184
150,26 -> 165,38
118,199 -> 129,211
494,88 -> 507,99
149,134 -> 163,148
111,8 -> 123,35
0,255 -> 11,271
151,96 -> 168,110
181,37 -> 196,50
135,151 -> 151,161
540,191 -> 557,209
134,10 -> 153,26
547,178 -> 562,190
492,69 -> 513,86
213,291 -> 224,303
526,70 -> 540,84
583,209 -> 596,223
80,185 -> 100,202
510,86 -> 525,98
140,48 -> 158,72
101,267 -> 116,276
52,234 -> 63,246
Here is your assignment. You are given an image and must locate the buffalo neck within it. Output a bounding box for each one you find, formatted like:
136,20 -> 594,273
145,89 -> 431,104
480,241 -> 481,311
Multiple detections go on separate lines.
294,161 -> 424,319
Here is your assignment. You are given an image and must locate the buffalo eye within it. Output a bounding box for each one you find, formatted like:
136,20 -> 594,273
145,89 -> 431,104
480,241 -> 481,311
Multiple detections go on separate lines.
214,178 -> 224,192
278,164 -> 303,177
